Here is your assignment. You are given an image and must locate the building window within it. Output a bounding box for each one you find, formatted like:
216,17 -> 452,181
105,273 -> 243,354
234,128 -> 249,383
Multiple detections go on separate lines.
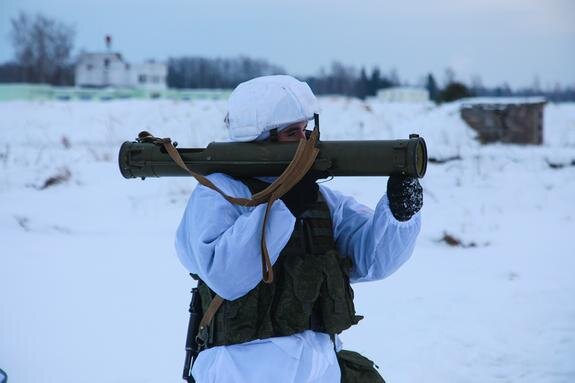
104,58 -> 110,67
138,74 -> 147,83
86,64 -> 93,71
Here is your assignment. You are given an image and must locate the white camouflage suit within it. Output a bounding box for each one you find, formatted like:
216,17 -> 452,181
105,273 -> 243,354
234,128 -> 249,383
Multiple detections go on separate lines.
175,76 -> 421,383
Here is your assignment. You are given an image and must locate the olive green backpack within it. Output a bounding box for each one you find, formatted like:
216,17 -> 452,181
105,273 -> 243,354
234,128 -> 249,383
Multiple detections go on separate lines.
337,350 -> 386,383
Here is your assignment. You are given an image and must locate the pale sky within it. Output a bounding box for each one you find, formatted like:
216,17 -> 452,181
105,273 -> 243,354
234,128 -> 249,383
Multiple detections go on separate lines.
1,0 -> 574,88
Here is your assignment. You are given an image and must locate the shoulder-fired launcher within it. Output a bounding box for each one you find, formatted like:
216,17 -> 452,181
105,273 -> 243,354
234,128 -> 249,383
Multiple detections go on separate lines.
119,134 -> 427,179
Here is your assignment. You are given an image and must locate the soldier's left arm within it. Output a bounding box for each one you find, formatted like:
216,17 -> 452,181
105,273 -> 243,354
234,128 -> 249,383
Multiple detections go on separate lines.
319,185 -> 421,283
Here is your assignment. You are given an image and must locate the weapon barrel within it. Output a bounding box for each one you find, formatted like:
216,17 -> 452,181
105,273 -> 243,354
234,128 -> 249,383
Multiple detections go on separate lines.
119,136 -> 427,179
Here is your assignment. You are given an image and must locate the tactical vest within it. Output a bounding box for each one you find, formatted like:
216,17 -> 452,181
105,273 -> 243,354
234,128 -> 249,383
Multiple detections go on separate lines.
197,178 -> 362,348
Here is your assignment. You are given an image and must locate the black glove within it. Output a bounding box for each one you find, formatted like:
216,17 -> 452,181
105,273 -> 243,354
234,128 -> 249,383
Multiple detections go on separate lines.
387,175 -> 423,221
280,172 -> 320,217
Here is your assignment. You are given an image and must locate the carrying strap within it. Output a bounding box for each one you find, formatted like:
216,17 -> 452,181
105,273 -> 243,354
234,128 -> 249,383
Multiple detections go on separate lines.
197,294 -> 224,346
138,119 -> 321,333
139,124 -> 319,284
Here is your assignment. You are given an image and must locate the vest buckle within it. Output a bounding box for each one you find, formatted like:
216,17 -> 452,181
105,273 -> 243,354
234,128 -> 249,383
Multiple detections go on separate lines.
195,326 -> 209,349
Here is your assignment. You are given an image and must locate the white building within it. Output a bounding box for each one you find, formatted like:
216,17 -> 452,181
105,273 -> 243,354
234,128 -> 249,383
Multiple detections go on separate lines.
75,52 -> 167,91
377,87 -> 430,103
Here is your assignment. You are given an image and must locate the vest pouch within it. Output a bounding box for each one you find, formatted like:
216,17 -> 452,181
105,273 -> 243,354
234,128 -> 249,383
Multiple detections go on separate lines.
221,287 -> 274,345
323,251 -> 353,304
223,295 -> 257,321
285,254 -> 324,304
273,254 -> 324,333
319,251 -> 359,332
337,350 -> 386,383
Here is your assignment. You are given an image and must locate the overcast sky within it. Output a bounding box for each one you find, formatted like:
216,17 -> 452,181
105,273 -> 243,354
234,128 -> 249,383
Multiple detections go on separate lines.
1,0 -> 574,88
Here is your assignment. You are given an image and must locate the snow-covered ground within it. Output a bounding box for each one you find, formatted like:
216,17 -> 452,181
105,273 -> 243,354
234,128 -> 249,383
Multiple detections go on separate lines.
1,98 -> 574,383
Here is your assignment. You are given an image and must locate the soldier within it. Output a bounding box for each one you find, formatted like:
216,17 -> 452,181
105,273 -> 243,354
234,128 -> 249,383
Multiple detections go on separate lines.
175,75 -> 422,383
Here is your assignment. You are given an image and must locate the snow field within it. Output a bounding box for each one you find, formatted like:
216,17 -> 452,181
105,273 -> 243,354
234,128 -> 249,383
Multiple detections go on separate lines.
1,98 -> 574,382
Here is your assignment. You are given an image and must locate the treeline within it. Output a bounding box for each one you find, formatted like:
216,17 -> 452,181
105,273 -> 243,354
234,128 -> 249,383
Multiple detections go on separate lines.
0,61 -> 74,85
167,56 -> 286,89
165,57 -> 575,102
2,11 -> 575,102
304,63 -> 399,98
165,58 -> 402,99
469,83 -> 575,103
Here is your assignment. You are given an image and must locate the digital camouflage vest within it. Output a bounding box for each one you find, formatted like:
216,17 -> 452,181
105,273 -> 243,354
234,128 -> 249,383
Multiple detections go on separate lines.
196,178 -> 362,348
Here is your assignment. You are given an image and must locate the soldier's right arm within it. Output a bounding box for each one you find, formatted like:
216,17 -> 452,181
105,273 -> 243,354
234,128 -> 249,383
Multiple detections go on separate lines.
175,173 -> 295,300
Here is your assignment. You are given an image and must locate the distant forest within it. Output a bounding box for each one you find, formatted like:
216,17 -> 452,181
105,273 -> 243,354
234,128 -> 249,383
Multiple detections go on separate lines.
165,57 -> 575,102
3,55 -> 574,102
1,11 -> 574,102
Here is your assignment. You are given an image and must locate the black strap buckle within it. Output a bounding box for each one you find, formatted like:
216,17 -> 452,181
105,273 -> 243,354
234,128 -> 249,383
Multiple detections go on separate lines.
136,131 -> 178,147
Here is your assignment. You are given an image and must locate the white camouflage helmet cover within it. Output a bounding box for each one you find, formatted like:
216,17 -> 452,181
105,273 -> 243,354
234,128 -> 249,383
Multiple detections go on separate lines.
225,75 -> 319,142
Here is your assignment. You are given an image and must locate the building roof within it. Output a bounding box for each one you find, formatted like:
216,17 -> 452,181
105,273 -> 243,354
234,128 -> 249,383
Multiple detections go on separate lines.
77,52 -> 124,62
461,97 -> 547,107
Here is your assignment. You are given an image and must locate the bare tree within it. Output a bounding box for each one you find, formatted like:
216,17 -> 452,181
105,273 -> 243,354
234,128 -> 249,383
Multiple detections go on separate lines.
9,12 -> 75,84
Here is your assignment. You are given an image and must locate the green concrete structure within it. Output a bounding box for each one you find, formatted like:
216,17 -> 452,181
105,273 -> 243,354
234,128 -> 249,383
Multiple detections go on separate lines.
0,84 -> 231,101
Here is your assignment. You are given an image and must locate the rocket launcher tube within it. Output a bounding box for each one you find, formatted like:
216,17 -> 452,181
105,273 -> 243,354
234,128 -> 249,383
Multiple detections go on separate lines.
118,135 -> 427,180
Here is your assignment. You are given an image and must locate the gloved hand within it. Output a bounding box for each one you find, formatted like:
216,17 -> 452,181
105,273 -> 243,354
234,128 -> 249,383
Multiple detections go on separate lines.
386,175 -> 423,221
280,172 -> 320,217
